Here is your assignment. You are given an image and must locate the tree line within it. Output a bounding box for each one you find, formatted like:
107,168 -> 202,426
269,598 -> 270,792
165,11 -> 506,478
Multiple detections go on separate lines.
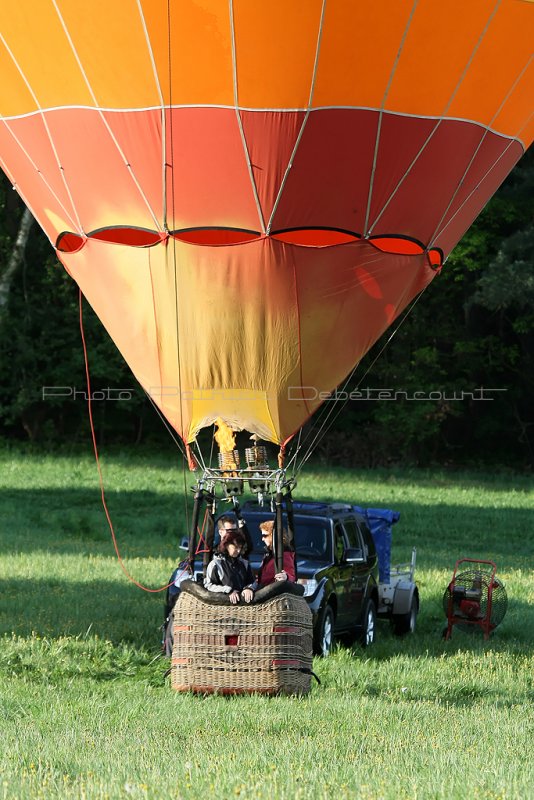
0,151 -> 532,468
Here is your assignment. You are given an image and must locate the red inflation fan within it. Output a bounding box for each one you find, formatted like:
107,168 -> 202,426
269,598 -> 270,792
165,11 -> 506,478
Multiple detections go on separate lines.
443,559 -> 508,641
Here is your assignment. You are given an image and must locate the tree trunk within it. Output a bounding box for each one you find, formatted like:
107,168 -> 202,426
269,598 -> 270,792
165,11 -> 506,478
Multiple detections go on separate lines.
0,206 -> 34,311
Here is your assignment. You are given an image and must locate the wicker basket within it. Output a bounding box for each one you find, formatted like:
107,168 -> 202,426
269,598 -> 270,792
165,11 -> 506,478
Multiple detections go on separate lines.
171,582 -> 313,695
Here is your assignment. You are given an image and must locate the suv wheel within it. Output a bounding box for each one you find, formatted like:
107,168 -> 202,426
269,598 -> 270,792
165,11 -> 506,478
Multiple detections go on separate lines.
359,598 -> 376,647
314,604 -> 335,657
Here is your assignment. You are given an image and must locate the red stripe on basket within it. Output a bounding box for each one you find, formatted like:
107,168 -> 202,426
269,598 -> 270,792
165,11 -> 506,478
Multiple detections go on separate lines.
174,625 -> 192,631
272,659 -> 302,667
172,658 -> 190,665
272,626 -> 299,633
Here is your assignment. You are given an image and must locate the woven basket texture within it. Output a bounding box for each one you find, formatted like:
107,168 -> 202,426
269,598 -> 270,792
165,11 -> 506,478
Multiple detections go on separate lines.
171,591 -> 313,695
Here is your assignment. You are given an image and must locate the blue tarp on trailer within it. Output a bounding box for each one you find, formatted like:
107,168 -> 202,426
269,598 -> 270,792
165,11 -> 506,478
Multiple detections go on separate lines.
353,506 -> 400,583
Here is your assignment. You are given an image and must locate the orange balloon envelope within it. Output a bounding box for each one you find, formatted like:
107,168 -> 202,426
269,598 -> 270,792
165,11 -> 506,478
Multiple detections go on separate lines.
0,0 -> 532,445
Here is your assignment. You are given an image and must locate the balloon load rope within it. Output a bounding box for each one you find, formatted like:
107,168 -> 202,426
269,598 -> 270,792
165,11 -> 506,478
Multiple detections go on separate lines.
78,288 -> 207,594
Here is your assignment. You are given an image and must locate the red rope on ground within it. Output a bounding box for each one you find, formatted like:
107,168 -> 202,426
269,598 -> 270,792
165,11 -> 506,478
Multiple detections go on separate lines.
78,289 -> 205,593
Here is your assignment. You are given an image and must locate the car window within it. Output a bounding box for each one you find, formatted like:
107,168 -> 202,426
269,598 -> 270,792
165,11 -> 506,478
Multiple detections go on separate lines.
334,523 -> 346,563
357,519 -> 376,558
242,514 -> 331,560
342,518 -> 362,548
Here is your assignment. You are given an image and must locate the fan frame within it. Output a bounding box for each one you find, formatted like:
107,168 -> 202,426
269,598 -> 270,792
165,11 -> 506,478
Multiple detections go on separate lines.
443,558 -> 504,641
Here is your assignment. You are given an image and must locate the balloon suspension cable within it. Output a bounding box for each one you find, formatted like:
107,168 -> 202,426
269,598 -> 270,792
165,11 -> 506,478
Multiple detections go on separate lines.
284,426 -> 303,478
193,439 -> 207,472
294,285 -> 432,475
143,389 -> 187,459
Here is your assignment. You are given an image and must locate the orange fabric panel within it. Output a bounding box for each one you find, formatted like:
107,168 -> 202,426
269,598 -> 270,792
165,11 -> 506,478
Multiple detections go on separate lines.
385,0 -> 495,119
233,0 -> 324,108
0,2 -> 94,111
45,109 -> 163,232
59,240 -> 164,409
57,232 -> 85,253
165,108 -> 261,232
155,238 -> 302,442
57,0 -> 161,108
89,228 -> 163,247
142,0 -> 234,106
491,59 -> 534,145
0,114 -> 79,241
313,0 -> 415,109
272,230 -> 359,246
448,1 -> 534,136
240,110 -> 306,226
370,237 -> 423,255
171,229 -> 260,245
0,42 -> 37,116
385,0 -> 493,116
295,243 -> 435,405
384,0 -> 534,141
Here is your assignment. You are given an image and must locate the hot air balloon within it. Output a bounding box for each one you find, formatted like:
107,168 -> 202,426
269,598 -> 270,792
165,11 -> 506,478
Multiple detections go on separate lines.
0,0 -> 532,459
1,1 -> 531,693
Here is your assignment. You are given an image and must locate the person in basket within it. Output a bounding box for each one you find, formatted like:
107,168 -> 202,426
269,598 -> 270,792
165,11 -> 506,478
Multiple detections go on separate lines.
204,529 -> 255,604
256,520 -> 296,587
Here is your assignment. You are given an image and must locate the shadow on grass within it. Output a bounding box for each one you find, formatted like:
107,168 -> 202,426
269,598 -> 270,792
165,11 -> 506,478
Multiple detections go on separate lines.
1,486 -> 532,571
0,487 -> 187,559
0,577 -> 164,649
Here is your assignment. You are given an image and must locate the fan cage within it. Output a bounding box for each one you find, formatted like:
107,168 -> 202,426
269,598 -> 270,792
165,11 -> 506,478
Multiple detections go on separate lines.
443,567 -> 508,634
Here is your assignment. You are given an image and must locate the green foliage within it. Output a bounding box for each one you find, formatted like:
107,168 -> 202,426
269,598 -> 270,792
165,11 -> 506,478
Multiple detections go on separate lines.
0,227 -> 150,442
1,451 -> 533,799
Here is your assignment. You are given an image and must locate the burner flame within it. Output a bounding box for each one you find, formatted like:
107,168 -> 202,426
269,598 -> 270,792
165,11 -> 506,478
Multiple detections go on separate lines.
214,417 -> 236,453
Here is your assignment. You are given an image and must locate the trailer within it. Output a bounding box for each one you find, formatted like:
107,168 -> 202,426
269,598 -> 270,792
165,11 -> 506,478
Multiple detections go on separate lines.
352,506 -> 419,636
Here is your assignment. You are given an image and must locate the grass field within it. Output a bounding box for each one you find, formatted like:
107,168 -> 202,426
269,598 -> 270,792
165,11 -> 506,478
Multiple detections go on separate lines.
0,445 -> 533,799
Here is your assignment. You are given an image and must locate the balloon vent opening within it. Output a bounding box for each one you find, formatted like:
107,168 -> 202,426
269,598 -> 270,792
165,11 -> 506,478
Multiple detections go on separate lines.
55,226 -> 443,267
171,228 -> 260,245
56,232 -> 85,253
271,228 -> 358,246
89,227 -> 163,247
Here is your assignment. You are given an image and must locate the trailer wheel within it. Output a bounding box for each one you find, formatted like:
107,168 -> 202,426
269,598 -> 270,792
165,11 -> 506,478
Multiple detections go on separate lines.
314,604 -> 335,657
359,598 -> 376,647
392,594 -> 419,636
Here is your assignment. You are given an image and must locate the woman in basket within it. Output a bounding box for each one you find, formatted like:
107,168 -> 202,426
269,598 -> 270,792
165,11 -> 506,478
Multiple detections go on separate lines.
204,529 -> 255,604
256,520 -> 296,587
